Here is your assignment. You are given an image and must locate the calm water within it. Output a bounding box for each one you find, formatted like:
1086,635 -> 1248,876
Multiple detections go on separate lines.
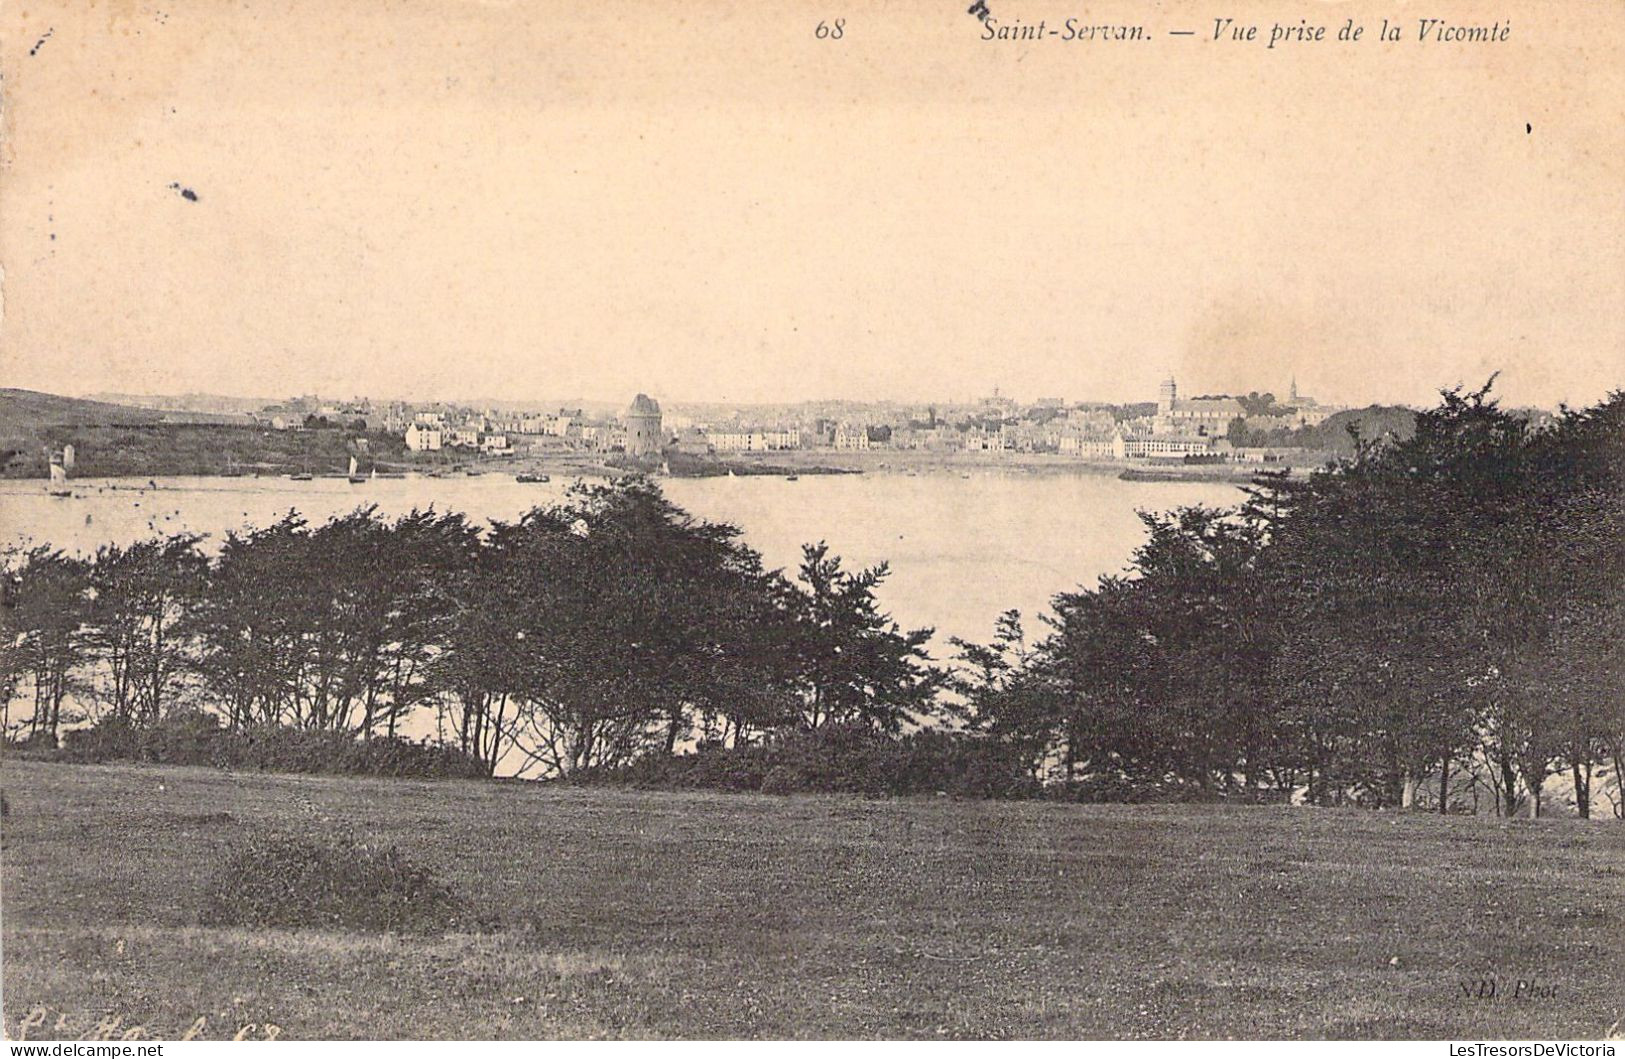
0,471 -> 1241,649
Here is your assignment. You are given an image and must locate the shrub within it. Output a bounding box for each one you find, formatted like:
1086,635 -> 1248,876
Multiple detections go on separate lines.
5,729 -> 62,754
1045,774 -> 1228,804
58,716 -> 489,779
201,833 -> 461,933
577,724 -> 1041,799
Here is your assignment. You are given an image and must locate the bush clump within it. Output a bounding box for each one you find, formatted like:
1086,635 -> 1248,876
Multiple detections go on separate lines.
58,712 -> 488,779
576,723 -> 1042,800
3,730 -> 62,756
202,833 -> 461,933
1044,774 -> 1230,805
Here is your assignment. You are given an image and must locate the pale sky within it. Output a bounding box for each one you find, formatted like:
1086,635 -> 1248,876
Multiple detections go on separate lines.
1,0 -> 1620,409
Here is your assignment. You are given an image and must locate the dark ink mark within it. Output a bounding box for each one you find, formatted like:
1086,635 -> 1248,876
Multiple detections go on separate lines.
167,182 -> 199,202
29,28 -> 54,56
1169,30 -> 1196,36
966,0 -> 991,23
1526,123 -> 1532,134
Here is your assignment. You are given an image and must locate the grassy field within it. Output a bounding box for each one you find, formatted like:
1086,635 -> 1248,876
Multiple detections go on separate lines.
2,760 -> 1621,1040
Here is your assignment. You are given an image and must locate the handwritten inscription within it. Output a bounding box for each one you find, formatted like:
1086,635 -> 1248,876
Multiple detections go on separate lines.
10,1007 -> 283,1041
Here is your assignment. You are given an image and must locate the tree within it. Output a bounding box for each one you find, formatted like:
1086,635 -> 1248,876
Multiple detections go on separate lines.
788,542 -> 941,734
951,610 -> 1057,778
4,548 -> 91,743
84,534 -> 206,725
465,479 -> 800,776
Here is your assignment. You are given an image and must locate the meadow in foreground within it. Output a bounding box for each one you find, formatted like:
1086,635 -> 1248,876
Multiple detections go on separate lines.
2,759 -> 1621,1039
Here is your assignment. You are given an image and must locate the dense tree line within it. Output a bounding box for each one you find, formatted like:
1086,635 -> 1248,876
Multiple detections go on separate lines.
957,384 -> 1623,816
3,386 -> 1620,815
1,480 -> 939,777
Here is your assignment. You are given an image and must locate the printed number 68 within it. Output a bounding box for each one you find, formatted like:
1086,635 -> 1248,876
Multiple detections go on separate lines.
815,19 -> 845,39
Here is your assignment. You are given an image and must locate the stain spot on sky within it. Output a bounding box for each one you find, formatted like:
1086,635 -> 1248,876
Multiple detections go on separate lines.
167,182 -> 200,203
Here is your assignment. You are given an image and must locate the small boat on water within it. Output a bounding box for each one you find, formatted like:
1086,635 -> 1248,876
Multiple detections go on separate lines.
784,475 -> 799,482
515,473 -> 551,484
289,473 -> 313,481
347,456 -> 367,484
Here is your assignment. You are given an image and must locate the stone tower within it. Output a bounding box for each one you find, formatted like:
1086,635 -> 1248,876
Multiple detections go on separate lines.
1158,375 -> 1178,414
625,393 -> 663,457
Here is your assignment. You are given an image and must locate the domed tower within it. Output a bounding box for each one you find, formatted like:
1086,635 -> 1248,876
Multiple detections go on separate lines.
625,393 -> 663,457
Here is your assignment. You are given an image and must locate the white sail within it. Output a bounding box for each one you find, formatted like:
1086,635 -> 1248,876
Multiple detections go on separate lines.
49,462 -> 66,485
348,455 -> 358,476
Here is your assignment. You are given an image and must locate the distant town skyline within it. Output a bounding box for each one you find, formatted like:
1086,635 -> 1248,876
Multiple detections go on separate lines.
13,366 -> 1593,416
2,1 -> 1619,414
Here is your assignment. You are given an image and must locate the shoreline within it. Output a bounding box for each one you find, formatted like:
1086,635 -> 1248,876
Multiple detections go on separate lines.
4,444 -> 1331,485
1,453 -> 1323,486
716,448 -> 1323,481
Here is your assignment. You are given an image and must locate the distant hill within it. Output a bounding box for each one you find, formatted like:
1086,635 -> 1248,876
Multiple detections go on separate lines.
0,388 -> 405,479
0,389 -> 165,474
87,392 -> 276,415
0,388 -> 166,438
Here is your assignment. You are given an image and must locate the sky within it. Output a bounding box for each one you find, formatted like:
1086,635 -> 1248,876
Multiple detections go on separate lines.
1,0 -> 1620,410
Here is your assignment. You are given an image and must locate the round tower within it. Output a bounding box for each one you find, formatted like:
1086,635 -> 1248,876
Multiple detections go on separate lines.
625,393 -> 663,457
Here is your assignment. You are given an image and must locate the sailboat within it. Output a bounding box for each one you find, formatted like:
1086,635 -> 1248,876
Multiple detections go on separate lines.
347,456 -> 367,484
47,461 -> 72,498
